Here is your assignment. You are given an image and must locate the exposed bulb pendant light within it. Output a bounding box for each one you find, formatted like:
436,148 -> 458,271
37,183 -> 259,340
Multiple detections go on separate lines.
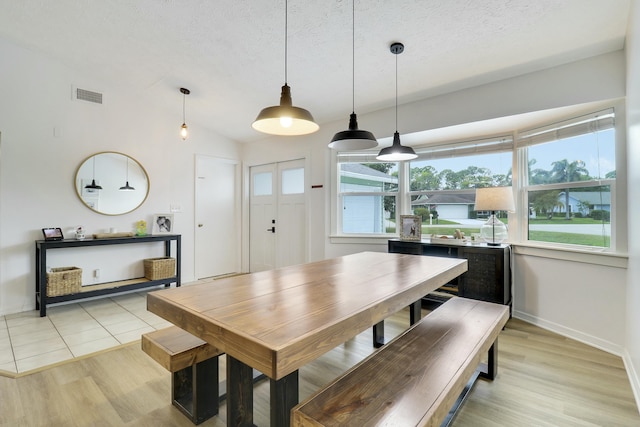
376,42 -> 417,161
119,158 -> 135,191
180,87 -> 190,140
84,156 -> 102,190
328,0 -> 377,150
252,0 -> 319,136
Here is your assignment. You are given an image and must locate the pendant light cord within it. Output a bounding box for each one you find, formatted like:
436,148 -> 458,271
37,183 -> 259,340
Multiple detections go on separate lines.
395,51 -> 398,132
351,0 -> 355,113
182,92 -> 186,123
284,0 -> 288,84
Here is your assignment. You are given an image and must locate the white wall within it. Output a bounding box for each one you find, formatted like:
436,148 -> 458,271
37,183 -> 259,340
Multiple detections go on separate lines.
0,38 -> 240,315
625,1 -> 640,405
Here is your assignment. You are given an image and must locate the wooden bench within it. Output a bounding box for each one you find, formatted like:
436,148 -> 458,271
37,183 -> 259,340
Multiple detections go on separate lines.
141,326 -> 223,425
291,297 -> 509,427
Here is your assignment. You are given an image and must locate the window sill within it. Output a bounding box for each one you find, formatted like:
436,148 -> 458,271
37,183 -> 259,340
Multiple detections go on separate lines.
510,241 -> 627,268
329,235 -> 394,245
329,235 -> 628,268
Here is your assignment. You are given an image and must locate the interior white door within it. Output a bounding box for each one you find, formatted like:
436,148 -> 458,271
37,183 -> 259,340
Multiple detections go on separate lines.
249,159 -> 306,272
195,155 -> 238,279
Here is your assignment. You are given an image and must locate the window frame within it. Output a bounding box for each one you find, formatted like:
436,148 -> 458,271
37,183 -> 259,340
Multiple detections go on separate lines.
331,102 -> 627,257
516,108 -> 619,252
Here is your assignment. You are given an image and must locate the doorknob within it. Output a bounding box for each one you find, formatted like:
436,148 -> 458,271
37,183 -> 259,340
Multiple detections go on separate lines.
267,227 -> 275,233
198,224 -> 203,227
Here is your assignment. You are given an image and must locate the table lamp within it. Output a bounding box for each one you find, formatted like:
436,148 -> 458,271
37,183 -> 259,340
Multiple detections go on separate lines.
474,187 -> 515,246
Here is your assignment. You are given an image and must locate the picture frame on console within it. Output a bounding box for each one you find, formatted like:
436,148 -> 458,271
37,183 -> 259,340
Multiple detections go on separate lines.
399,215 -> 422,241
152,214 -> 174,234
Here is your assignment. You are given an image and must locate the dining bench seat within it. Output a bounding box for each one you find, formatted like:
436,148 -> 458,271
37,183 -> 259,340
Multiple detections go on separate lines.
142,326 -> 223,425
291,297 -> 509,427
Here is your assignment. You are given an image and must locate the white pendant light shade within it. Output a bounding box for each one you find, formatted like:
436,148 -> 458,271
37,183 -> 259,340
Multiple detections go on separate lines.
252,84 -> 319,135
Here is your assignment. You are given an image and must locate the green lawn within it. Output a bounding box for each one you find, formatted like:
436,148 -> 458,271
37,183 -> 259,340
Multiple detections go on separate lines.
529,218 -> 610,225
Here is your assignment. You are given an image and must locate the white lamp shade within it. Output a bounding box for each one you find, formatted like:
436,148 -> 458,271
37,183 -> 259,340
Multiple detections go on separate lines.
474,187 -> 515,212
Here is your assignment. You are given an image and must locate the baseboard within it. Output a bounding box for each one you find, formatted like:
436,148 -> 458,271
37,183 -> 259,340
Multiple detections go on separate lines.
512,310 -> 624,356
622,350 -> 640,414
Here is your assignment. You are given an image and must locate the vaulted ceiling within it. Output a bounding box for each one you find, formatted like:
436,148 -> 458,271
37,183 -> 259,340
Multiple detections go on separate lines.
0,0 -> 630,143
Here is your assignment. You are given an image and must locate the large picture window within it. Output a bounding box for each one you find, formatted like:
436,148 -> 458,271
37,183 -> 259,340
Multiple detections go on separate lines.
409,137 -> 513,238
334,106 -> 622,253
519,109 -> 615,248
337,158 -> 398,234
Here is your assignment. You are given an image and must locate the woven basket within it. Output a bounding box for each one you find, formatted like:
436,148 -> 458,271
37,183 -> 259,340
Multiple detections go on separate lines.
144,257 -> 176,280
47,267 -> 82,296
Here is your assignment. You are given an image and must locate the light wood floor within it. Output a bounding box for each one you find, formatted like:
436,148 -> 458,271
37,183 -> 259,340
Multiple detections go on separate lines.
0,307 -> 638,426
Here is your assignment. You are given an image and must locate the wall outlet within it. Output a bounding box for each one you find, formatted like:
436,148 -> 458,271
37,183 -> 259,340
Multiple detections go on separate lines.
170,204 -> 182,213
94,269 -> 100,279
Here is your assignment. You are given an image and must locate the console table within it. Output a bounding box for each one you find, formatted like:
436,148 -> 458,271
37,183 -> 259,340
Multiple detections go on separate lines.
36,234 -> 181,316
388,239 -> 511,309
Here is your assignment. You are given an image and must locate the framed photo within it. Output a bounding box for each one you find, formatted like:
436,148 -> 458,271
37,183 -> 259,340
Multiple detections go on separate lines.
42,227 -> 64,241
399,215 -> 422,241
152,214 -> 174,234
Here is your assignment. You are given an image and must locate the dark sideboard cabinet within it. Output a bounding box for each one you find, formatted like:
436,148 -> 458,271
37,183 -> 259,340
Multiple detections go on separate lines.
388,239 -> 511,309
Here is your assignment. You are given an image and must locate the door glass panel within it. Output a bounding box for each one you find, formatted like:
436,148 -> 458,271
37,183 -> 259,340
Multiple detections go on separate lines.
281,168 -> 304,195
253,172 -> 272,196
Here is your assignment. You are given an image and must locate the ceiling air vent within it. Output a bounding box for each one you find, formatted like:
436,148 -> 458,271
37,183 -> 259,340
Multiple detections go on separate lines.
75,88 -> 103,104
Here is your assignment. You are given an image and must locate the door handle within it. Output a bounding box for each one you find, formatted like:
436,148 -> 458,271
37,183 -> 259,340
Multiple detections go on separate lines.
267,227 -> 275,233
198,224 -> 203,228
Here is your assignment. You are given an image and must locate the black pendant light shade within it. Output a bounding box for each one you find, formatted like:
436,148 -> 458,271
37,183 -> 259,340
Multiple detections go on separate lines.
376,131 -> 417,161
119,158 -> 135,191
329,113 -> 377,150
252,0 -> 318,136
119,181 -> 135,191
376,42 -> 417,161
84,157 -> 103,190
329,0 -> 377,150
84,179 -> 102,190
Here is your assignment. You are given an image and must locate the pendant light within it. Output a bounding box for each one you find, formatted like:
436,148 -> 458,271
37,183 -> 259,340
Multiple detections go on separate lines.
376,42 -> 417,161
328,0 -> 377,150
84,156 -> 102,190
119,158 -> 135,191
252,0 -> 319,136
180,87 -> 190,140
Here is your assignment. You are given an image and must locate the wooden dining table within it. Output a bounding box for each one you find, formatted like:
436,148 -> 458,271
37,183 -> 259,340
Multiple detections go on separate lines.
147,251 -> 467,427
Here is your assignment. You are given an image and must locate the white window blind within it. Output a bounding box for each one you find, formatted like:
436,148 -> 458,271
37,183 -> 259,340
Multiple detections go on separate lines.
518,108 -> 615,147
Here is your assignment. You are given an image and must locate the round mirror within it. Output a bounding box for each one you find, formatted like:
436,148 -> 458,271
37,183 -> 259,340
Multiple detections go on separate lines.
75,152 -> 149,215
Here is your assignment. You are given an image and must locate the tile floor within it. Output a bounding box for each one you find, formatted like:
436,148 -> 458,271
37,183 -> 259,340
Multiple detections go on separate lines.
0,289 -> 173,374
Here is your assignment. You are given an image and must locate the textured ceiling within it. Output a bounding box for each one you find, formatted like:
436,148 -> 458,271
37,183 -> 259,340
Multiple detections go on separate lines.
0,0 -> 630,143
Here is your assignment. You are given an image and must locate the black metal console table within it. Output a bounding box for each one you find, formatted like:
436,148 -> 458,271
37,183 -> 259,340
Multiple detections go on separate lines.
36,234 -> 181,316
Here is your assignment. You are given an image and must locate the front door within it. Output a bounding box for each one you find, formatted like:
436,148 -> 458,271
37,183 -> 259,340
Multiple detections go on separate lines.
249,159 -> 307,272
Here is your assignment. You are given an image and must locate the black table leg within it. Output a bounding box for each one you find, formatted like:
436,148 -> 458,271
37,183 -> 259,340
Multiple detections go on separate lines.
270,370 -> 299,427
409,300 -> 421,325
227,355 -> 254,427
373,320 -> 385,348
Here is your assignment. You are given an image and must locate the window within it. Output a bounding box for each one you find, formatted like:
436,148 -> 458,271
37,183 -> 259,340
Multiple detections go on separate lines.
519,109 -> 615,248
409,137 -> 513,238
337,155 -> 398,234
333,106 -> 622,254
